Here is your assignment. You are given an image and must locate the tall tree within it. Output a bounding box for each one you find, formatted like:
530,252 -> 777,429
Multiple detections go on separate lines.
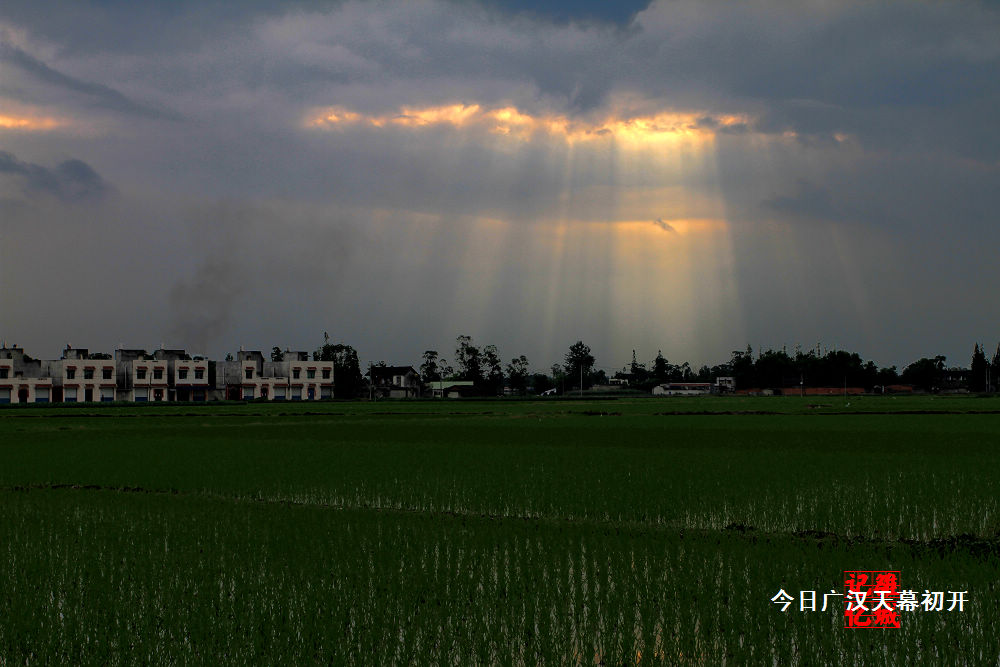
420,350 -> 441,382
270,346 -> 284,362
455,335 -> 483,384
550,363 -> 566,394
314,340 -> 364,398
991,344 -> 1000,392
652,350 -> 670,381
506,355 -> 530,395
730,346 -> 755,388
629,349 -> 648,385
482,344 -> 504,395
971,343 -> 988,393
564,341 -> 595,390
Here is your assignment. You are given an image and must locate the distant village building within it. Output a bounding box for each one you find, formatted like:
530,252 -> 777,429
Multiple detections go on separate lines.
715,376 -> 735,393
0,344 -> 332,403
427,380 -> 475,399
0,346 -> 53,404
220,349 -> 334,401
371,365 -> 421,398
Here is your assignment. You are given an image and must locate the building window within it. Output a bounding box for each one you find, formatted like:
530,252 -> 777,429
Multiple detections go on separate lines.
65,387 -> 78,402
101,387 -> 114,402
244,387 -> 255,400
35,387 -> 50,403
178,370 -> 188,380
84,369 -> 94,380
194,369 -> 204,380
153,369 -> 163,380
134,388 -> 148,402
67,369 -> 76,379
102,368 -> 112,380
0,369 -> 7,379
136,368 -> 147,379
291,387 -> 302,400
307,369 -> 316,379
293,369 -> 300,379
245,368 -> 254,379
322,368 -> 331,379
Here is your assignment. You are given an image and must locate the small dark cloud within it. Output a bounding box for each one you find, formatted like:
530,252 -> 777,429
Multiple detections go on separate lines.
762,180 -> 843,224
652,218 -> 675,233
479,0 -> 652,26
694,115 -> 719,129
0,150 -> 111,202
0,39 -> 182,121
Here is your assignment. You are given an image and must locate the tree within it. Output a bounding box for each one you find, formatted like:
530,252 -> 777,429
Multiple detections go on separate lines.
482,344 -> 504,395
970,343 -> 988,393
314,340 -> 364,398
729,346 -> 755,389
506,355 -> 530,395
901,356 -> 946,392
652,350 -> 670,381
550,364 -> 566,394
630,350 -> 648,386
271,346 -> 284,362
874,365 -> 899,391
530,372 -> 553,394
225,353 -> 234,361
420,350 -> 442,382
992,344 -> 1000,392
455,335 -> 483,384
564,341 -> 595,390
754,348 -> 795,388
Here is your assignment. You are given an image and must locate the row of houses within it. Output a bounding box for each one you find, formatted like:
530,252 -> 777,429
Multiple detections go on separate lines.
0,345 -> 334,404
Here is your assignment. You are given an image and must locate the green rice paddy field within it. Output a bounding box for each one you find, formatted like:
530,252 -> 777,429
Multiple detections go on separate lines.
1,396 -> 999,664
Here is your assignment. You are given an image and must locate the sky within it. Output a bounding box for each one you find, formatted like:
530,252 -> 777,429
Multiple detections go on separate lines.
1,0 -> 999,373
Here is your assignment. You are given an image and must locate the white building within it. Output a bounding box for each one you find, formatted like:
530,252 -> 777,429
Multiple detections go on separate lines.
1,344 -> 336,404
220,350 -> 334,401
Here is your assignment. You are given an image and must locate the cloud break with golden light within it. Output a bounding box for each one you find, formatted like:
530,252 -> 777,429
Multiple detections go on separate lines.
0,113 -> 62,131
306,103 -> 750,146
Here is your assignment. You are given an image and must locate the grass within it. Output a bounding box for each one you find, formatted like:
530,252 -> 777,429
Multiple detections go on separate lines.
1,396 -> 998,664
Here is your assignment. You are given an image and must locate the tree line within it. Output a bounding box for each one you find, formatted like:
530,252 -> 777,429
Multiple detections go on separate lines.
268,334 -> 1000,398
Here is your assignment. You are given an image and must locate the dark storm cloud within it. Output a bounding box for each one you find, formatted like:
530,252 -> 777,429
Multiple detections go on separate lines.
0,39 -> 181,120
628,2 -> 1000,161
0,150 -> 110,202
